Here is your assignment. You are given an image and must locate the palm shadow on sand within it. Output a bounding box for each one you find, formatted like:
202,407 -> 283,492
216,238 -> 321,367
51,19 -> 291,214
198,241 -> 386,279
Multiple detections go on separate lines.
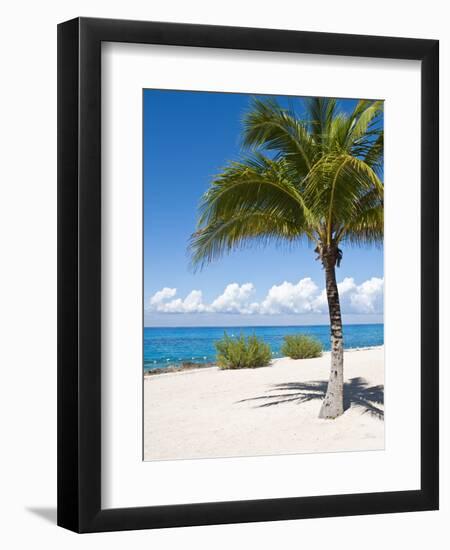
238,376 -> 384,419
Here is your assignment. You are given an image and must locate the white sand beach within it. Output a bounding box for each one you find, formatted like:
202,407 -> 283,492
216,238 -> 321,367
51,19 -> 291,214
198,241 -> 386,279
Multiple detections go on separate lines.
144,347 -> 384,461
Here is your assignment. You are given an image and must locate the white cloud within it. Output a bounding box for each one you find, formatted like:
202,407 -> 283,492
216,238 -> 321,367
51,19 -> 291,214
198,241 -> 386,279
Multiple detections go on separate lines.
311,277 -> 384,315
149,287 -> 177,307
148,277 -> 384,316
259,278 -> 320,314
210,283 -> 256,314
348,277 -> 384,313
150,288 -> 210,313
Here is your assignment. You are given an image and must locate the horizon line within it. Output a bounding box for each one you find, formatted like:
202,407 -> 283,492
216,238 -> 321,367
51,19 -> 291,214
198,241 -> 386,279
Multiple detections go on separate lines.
144,321 -> 384,329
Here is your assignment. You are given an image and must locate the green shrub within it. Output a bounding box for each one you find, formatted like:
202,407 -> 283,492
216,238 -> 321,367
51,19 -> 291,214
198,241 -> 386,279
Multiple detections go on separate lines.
281,334 -> 323,359
215,333 -> 272,369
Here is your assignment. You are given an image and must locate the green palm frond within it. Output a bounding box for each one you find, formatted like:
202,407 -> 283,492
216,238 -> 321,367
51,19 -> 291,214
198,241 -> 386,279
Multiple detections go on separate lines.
242,99 -> 314,173
304,97 -> 337,153
197,154 -> 313,228
346,100 -> 384,157
190,211 -> 305,269
341,205 -> 384,246
303,153 -> 383,242
348,100 -> 383,141
364,132 -> 384,174
327,113 -> 354,151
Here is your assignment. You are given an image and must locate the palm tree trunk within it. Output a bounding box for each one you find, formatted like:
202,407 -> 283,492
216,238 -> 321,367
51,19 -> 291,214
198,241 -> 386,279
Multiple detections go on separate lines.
319,247 -> 344,419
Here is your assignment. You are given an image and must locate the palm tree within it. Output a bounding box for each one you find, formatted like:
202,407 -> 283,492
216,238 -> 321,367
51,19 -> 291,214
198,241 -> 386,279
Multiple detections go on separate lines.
190,97 -> 383,418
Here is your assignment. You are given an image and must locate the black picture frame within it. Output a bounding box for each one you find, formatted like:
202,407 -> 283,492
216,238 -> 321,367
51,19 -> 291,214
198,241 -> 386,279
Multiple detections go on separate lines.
57,17 -> 439,533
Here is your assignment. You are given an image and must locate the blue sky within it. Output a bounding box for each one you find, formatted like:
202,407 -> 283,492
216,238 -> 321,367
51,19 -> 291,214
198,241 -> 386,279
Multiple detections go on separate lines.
143,90 -> 383,327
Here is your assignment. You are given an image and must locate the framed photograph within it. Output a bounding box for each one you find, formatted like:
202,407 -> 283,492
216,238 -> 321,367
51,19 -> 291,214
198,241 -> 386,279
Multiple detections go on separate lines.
57,17 -> 439,532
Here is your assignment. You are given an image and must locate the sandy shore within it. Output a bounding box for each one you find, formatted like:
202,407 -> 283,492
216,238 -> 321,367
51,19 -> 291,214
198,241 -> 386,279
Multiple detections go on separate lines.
144,347 -> 384,461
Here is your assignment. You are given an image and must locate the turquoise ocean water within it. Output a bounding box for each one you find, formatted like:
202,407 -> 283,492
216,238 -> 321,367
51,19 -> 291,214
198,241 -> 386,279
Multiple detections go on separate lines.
143,323 -> 384,371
